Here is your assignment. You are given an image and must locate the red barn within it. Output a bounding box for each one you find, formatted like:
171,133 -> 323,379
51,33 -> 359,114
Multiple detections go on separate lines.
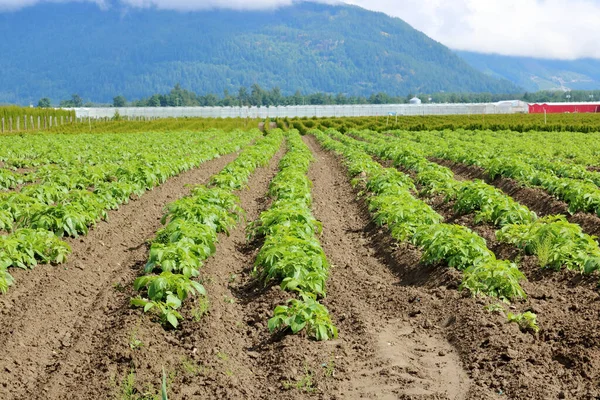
528,102 -> 600,114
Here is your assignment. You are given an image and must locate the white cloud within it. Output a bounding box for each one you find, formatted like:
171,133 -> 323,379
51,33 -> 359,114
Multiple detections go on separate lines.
0,0 -> 106,11
0,0 -> 599,59
365,0 -> 600,60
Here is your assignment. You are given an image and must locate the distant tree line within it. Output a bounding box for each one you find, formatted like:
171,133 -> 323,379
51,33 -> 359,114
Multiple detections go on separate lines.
36,85 -> 600,109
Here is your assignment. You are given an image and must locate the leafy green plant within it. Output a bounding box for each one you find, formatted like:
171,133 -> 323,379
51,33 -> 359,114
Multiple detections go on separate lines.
507,311 -> 540,333
497,215 -> 600,272
131,294 -> 183,328
133,272 -> 206,303
132,272 -> 206,328
454,180 -> 536,226
0,229 -> 71,270
461,260 -> 526,301
0,268 -> 14,294
414,224 -> 494,270
144,240 -> 205,278
154,219 -> 217,252
249,200 -> 321,239
268,293 -> 338,341
365,168 -> 415,195
368,193 -> 442,243
256,233 -> 329,296
161,195 -> 240,235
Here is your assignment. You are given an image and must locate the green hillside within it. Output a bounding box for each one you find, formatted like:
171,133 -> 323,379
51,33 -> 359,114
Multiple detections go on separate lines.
0,2 -> 519,104
457,51 -> 600,92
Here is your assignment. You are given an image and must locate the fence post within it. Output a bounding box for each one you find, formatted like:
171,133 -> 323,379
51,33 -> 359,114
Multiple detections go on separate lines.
30,116 -> 34,130
49,116 -> 52,128
60,116 -> 63,126
1,118 -> 4,133
24,115 -> 27,131
37,116 -> 41,130
9,117 -> 13,132
16,117 -> 20,131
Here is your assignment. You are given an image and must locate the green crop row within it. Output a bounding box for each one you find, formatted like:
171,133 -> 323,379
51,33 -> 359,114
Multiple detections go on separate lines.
0,105 -> 74,122
358,129 -> 600,273
248,130 -> 337,341
0,130 -> 259,294
384,129 -> 600,214
286,113 -> 600,135
0,130 -> 256,235
414,128 -> 600,168
131,131 -> 284,328
312,128 -> 526,302
0,229 -> 70,293
48,117 -> 261,135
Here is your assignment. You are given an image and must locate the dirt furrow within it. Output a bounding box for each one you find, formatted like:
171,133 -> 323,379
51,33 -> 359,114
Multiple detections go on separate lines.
390,156 -> 600,399
293,135 -> 474,399
305,135 -> 600,399
0,151 -> 240,399
431,158 -> 600,237
39,147 -> 286,399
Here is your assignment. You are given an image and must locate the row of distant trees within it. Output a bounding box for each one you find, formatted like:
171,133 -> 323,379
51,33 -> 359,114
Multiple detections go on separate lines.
36,84 -> 600,108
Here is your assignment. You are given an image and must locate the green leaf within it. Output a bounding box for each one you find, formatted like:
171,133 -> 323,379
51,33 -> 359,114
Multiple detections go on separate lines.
166,313 -> 179,328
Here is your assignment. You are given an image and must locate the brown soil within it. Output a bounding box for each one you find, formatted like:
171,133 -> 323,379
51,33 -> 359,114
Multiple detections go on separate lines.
258,122 -> 278,132
35,146 -> 287,400
0,151 -> 240,399
3,136 -> 600,400
308,136 -> 600,400
431,158 -> 600,237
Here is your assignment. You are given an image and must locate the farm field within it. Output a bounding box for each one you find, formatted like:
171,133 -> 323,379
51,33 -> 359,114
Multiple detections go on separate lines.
1,120 -> 600,399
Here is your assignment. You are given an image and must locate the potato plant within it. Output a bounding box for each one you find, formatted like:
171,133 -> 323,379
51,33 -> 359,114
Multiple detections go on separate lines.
358,129 -> 600,274
0,129 -> 260,293
251,130 -> 337,341
385,128 -> 600,217
313,128 -> 527,302
132,131 -> 284,328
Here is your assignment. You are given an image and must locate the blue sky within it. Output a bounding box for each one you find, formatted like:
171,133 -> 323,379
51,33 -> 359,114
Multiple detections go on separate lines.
0,0 -> 598,59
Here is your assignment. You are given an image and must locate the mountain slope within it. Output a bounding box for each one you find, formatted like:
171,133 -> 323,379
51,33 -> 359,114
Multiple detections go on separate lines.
457,51 -> 600,92
0,2 -> 519,104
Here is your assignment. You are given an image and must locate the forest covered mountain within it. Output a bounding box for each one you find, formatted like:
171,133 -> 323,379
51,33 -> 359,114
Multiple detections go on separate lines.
457,51 -> 600,92
0,2 -> 520,104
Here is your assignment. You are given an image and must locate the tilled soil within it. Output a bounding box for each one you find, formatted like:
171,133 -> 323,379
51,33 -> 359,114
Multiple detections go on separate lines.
387,153 -> 600,399
302,135 -> 600,399
431,157 -> 600,237
36,147 -> 288,400
0,151 -> 240,399
3,136 -> 600,399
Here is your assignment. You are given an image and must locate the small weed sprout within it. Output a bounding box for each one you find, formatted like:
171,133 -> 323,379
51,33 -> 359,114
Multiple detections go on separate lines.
283,365 -> 316,393
129,322 -> 144,350
191,297 -> 210,322
507,311 -> 540,333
